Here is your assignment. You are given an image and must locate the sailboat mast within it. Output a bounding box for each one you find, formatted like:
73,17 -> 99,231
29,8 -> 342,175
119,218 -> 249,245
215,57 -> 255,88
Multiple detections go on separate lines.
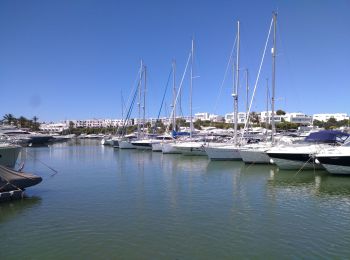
172,60 -> 176,132
245,69 -> 249,122
143,65 -> 147,137
234,21 -> 240,145
190,39 -> 194,139
271,12 -> 277,143
137,60 -> 143,139
266,78 -> 269,139
121,90 -> 124,120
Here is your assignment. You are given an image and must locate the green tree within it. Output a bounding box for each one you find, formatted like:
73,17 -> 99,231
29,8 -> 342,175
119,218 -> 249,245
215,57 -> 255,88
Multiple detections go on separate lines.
32,116 -> 40,130
276,109 -> 286,115
3,113 -> 16,125
193,119 -> 202,130
18,116 -> 28,128
250,112 -> 260,124
324,118 -> 337,130
313,119 -> 324,128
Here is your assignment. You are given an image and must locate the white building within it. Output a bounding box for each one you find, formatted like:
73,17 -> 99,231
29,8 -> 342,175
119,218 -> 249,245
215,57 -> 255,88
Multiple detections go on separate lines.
65,119 -> 132,128
194,113 -> 210,121
259,111 -> 283,124
209,114 -> 224,122
312,113 -> 349,122
225,112 -> 247,124
284,113 -> 312,125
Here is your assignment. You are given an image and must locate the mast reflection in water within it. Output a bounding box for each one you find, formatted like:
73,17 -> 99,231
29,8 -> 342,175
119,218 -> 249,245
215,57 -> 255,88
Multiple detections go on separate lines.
1,140 -> 350,259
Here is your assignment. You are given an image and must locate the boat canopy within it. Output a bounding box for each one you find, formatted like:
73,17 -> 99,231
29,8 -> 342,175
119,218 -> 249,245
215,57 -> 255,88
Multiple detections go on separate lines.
172,130 -> 190,137
305,130 -> 350,144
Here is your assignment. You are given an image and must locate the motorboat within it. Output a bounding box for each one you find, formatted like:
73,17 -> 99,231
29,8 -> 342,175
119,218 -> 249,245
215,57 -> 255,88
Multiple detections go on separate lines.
267,130 -> 350,170
316,143 -> 350,174
0,165 -> 42,192
0,143 -> 21,168
0,127 -> 53,146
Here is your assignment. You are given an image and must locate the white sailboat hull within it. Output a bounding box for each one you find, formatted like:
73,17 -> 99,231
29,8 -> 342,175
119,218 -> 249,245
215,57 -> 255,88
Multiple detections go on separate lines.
152,143 -> 163,152
119,140 -> 136,149
205,145 -> 241,160
174,142 -> 207,156
240,149 -> 271,164
162,143 -> 181,154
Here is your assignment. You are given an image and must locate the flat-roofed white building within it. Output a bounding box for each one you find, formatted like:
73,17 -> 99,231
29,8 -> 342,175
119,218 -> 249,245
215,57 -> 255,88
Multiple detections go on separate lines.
225,112 -> 247,124
209,114 -> 224,122
65,119 -> 132,128
312,113 -> 349,122
194,112 -> 210,121
259,111 -> 283,124
284,113 -> 312,125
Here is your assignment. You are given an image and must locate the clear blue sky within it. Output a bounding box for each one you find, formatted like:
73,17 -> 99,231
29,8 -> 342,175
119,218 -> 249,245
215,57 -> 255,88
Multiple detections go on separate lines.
0,0 -> 349,122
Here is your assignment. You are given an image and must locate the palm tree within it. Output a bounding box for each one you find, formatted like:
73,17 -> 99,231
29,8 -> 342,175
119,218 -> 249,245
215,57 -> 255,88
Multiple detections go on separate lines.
3,113 -> 16,125
32,116 -> 39,130
18,116 -> 28,128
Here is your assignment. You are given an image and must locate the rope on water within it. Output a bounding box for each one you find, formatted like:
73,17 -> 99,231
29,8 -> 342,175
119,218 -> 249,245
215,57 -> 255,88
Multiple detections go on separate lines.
25,151 -> 58,177
294,156 -> 313,177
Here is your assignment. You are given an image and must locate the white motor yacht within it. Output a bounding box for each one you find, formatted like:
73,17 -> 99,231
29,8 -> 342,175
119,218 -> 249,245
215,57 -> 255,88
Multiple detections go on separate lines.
267,130 -> 350,170
0,143 -> 21,168
316,143 -> 350,174
267,144 -> 326,170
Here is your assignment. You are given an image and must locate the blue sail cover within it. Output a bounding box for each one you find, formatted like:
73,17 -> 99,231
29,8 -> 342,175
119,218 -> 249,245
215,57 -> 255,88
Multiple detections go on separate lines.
172,130 -> 190,137
305,130 -> 350,144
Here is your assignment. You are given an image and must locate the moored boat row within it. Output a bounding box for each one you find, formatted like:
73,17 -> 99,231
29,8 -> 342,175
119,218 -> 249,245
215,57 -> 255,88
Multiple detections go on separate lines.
107,129 -> 350,176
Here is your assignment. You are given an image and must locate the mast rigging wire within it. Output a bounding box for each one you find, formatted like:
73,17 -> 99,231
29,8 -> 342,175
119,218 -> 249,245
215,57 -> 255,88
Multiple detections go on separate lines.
242,17 -> 273,140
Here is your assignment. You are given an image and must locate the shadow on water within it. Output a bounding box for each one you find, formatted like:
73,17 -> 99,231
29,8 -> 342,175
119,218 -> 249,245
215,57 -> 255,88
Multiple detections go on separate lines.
0,196 -> 41,223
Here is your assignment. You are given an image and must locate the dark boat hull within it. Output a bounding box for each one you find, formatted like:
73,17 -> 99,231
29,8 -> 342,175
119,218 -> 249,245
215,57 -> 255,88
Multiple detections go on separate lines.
316,156 -> 350,174
0,165 -> 42,192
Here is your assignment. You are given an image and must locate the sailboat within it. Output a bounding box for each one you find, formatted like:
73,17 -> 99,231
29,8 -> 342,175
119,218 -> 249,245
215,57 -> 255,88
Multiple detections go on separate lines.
119,60 -> 145,149
239,12 -> 278,164
205,20 -> 242,160
152,61 -> 178,152
169,39 -> 207,156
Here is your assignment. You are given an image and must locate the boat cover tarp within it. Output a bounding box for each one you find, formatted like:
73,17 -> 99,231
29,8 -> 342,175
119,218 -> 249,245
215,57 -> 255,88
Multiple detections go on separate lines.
305,130 -> 349,144
172,130 -> 190,137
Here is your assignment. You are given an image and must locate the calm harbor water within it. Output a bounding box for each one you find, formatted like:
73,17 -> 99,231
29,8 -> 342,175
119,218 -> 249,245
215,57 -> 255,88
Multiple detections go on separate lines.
1,139 -> 350,259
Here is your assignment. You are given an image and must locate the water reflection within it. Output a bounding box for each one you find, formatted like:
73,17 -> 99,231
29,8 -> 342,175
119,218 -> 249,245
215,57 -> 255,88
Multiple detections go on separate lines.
268,169 -> 350,196
3,141 -> 350,258
0,197 -> 41,224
